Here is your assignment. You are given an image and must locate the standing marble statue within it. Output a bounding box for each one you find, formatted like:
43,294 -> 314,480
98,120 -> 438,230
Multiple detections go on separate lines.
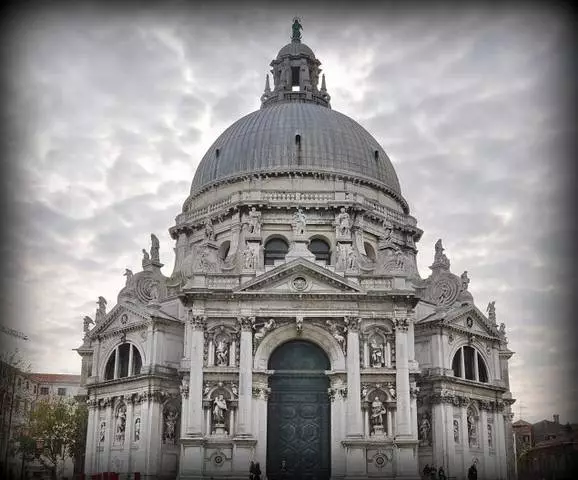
123,268 -> 133,286
370,397 -> 386,426
213,395 -> 228,424
247,207 -> 262,235
334,207 -> 351,236
461,271 -> 470,290
150,234 -> 160,262
204,217 -> 215,241
95,297 -> 107,323
487,301 -> 496,323
419,414 -> 431,444
292,208 -> 306,236
83,316 -> 94,334
370,339 -> 384,367
215,339 -> 229,366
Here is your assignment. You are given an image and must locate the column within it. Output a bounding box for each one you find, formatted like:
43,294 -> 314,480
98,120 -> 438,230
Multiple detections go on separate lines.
84,402 -> 97,474
114,347 -> 120,379
346,317 -> 363,437
128,345 -> 134,377
363,339 -> 369,368
394,317 -> 411,437
236,316 -> 254,436
387,409 -> 393,436
187,313 -> 205,436
474,351 -> 479,381
460,346 -> 465,379
104,399 -> 114,472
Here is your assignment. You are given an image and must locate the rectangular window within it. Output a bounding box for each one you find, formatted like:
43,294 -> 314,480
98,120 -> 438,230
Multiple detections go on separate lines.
40,387 -> 49,395
57,388 -> 66,396
33,385 -> 37,394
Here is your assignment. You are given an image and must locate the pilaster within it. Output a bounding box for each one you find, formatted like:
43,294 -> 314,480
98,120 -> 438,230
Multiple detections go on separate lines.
236,316 -> 254,437
186,313 -> 206,436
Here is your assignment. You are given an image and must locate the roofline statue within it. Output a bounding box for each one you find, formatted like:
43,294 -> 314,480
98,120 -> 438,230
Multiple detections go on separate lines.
292,17 -> 303,43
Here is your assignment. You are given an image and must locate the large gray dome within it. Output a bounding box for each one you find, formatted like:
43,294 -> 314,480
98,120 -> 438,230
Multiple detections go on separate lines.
190,102 -> 402,198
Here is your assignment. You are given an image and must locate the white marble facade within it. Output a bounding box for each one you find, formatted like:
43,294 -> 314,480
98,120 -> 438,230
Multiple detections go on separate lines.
77,21 -> 515,480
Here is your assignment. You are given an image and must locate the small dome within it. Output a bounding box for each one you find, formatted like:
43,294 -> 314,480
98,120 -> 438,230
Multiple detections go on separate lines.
277,41 -> 316,59
190,102 -> 403,202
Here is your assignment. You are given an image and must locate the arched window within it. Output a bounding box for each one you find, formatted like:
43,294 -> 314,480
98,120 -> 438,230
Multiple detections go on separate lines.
264,237 -> 289,265
452,345 -> 488,383
219,241 -> 231,261
308,238 -> 331,263
364,242 -> 376,261
104,343 -> 142,381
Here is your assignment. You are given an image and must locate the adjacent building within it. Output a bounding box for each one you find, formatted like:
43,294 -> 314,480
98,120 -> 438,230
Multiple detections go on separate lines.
77,21 -> 515,480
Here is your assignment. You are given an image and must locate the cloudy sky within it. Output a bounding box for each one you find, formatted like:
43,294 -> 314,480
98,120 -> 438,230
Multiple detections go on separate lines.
2,3 -> 575,424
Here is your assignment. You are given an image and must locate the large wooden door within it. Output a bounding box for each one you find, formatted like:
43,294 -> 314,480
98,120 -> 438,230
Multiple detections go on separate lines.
267,340 -> 331,480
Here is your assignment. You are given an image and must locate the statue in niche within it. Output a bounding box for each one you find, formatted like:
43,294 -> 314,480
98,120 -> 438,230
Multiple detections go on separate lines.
387,383 -> 396,400
134,417 -> 141,442
247,207 -> 262,235
461,271 -> 470,290
346,246 -> 357,270
150,234 -> 160,262
453,419 -> 460,443
242,244 -> 256,269
487,423 -> 493,448
215,338 -> 229,366
292,208 -> 307,236
334,207 -> 351,237
467,409 -> 478,446
212,394 -> 228,424
326,320 -> 345,345
394,250 -> 406,270
370,338 -> 385,367
99,421 -> 106,443
487,301 -> 496,322
163,408 -> 178,444
255,319 -> 276,343
123,268 -> 133,286
419,413 -> 432,445
361,385 -> 368,400
115,405 -> 127,444
95,297 -> 107,323
370,396 -> 386,427
83,316 -> 94,334
204,217 -> 215,241
335,243 -> 347,270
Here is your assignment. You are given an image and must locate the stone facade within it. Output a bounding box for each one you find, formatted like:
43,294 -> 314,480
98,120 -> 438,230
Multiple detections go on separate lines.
77,21 -> 514,480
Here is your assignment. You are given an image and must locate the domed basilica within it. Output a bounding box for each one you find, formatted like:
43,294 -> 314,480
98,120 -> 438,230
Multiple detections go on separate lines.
77,19 -> 515,480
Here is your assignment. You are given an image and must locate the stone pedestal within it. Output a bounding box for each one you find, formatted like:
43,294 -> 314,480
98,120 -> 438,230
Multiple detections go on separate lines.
286,238 -> 315,262
372,424 -> 386,438
212,423 -> 227,436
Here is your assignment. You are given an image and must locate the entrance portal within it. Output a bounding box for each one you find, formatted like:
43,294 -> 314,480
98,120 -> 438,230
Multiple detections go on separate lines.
267,340 -> 331,480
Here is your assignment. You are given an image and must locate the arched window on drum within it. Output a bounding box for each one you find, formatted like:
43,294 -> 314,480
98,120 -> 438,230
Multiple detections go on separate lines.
104,343 -> 142,380
264,237 -> 289,265
308,238 -> 331,264
451,345 -> 488,383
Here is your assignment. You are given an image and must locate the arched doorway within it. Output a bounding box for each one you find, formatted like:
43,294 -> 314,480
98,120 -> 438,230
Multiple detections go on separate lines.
267,340 -> 331,480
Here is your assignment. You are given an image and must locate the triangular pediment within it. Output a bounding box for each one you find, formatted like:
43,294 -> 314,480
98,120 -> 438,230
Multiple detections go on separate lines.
88,302 -> 151,338
442,304 -> 500,338
235,258 -> 365,295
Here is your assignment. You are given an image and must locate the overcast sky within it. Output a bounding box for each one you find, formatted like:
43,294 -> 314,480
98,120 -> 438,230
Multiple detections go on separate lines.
2,3 -> 575,424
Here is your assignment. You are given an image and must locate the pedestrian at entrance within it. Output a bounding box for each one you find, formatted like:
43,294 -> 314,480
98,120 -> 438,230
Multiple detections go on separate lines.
423,464 -> 431,479
438,466 -> 446,480
254,462 -> 261,480
430,465 -> 437,480
467,460 -> 478,480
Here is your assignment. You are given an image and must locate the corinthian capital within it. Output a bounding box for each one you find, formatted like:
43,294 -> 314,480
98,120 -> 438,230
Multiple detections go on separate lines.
344,316 -> 361,333
238,316 -> 255,331
188,311 -> 206,330
394,318 -> 409,332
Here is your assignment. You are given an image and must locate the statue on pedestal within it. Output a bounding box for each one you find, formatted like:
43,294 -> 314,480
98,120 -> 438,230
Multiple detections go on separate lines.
215,339 -> 229,366
204,217 -> 215,241
212,394 -> 228,434
334,207 -> 351,237
150,234 -> 160,262
370,397 -> 386,434
292,208 -> 307,236
370,339 -> 384,367
247,207 -> 262,235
